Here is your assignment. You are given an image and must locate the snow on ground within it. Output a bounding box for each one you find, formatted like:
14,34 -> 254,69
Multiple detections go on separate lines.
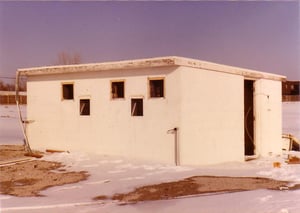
0,105 -> 25,145
282,102 -> 300,139
0,102 -> 300,213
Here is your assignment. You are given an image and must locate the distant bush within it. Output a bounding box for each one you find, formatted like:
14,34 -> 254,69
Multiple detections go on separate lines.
0,79 -> 26,91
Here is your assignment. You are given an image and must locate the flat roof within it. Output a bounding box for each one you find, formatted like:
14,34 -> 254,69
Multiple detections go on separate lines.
18,56 -> 286,81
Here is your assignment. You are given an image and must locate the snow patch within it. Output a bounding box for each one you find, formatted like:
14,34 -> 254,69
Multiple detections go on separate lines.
257,166 -> 300,181
120,176 -> 145,181
108,170 -> 126,174
259,195 -> 273,202
85,180 -> 110,185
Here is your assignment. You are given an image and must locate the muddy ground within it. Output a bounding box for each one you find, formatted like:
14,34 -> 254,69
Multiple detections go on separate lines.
0,145 -> 89,197
95,176 -> 297,203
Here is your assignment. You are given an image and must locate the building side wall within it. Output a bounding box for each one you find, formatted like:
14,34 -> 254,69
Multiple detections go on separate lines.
179,67 -> 245,165
254,79 -> 282,156
26,67 -> 181,163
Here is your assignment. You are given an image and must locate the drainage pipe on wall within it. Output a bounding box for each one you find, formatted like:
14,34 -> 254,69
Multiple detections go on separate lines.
15,71 -> 32,153
167,127 -> 179,166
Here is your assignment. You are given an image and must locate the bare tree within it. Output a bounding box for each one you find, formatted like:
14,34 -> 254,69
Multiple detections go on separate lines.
56,51 -> 82,65
0,80 -> 16,91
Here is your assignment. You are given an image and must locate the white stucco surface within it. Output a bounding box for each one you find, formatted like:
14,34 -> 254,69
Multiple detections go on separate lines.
21,56 -> 285,165
26,67 -> 180,163
179,67 -> 245,165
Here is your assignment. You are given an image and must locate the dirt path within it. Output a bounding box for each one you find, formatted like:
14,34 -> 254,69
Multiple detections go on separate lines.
0,145 -> 89,197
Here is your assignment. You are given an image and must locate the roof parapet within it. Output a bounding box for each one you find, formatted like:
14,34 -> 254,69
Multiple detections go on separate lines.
18,56 -> 286,81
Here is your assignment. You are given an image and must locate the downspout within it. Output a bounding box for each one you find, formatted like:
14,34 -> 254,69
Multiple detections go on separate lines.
174,127 -> 179,166
15,71 -> 32,153
167,127 -> 179,166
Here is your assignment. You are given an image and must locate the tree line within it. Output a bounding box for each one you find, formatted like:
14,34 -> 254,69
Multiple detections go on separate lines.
0,79 -> 26,91
0,51 -> 82,92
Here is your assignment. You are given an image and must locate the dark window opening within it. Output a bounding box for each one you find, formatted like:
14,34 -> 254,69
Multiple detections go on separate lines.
80,99 -> 90,116
149,79 -> 164,98
62,84 -> 74,100
131,99 -> 143,116
111,81 -> 125,99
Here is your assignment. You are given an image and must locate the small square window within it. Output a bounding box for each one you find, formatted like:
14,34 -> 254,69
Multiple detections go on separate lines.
111,81 -> 125,99
131,99 -> 143,116
149,79 -> 164,98
80,99 -> 90,116
62,83 -> 74,100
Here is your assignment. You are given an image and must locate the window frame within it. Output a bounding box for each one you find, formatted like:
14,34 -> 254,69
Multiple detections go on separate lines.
148,77 -> 165,98
131,98 -> 143,116
111,80 -> 125,100
79,99 -> 90,116
61,82 -> 74,100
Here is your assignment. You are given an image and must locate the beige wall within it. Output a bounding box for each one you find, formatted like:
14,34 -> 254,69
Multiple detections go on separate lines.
179,67 -> 245,165
27,67 -> 181,163
26,66 -> 283,165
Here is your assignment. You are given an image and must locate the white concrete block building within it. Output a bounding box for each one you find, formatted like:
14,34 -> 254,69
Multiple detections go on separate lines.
18,56 -> 285,165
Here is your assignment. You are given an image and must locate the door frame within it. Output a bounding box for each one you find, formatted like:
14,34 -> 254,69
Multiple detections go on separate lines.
244,79 -> 256,156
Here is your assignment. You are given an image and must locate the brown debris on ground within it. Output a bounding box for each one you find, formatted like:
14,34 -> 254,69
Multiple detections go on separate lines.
0,145 -> 44,161
95,176 -> 297,204
0,145 -> 29,161
287,155 -> 300,164
0,145 -> 89,197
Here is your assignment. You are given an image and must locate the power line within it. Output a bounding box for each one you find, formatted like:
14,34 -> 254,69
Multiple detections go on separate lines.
0,76 -> 26,80
0,76 -> 15,79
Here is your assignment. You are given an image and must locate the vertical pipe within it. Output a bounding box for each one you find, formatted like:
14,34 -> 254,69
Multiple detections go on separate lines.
167,127 -> 180,166
174,127 -> 179,166
15,71 -> 32,153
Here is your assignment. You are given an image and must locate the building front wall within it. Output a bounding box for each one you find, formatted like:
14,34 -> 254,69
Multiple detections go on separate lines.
179,67 -> 245,165
26,67 -> 181,163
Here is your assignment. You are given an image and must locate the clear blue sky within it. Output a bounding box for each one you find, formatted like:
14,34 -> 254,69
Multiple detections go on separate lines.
0,1 -> 299,82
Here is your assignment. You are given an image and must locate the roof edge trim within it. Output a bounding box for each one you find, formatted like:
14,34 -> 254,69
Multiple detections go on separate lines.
18,56 -> 286,81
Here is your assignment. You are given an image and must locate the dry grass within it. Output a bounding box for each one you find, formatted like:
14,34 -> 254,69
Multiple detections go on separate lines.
0,145 -> 89,197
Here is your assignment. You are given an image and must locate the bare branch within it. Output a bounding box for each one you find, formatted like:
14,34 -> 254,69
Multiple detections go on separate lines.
56,51 -> 82,65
